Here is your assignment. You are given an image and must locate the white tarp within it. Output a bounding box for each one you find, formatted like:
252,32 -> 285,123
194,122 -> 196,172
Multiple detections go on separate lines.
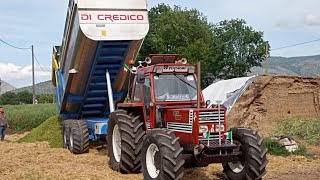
202,75 -> 258,113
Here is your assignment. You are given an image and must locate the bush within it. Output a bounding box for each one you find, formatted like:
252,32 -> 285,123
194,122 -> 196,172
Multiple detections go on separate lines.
264,138 -> 290,156
37,94 -> 54,103
264,138 -> 314,158
0,91 -> 18,105
16,90 -> 33,104
0,90 -> 33,105
18,116 -> 63,148
4,103 -> 57,131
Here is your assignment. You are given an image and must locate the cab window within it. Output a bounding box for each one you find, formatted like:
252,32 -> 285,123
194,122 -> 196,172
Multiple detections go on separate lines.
133,82 -> 141,102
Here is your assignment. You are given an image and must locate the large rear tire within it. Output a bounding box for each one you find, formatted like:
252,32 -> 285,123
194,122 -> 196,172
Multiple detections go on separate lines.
68,120 -> 90,154
223,128 -> 268,180
141,129 -> 185,180
107,109 -> 145,174
62,120 -> 73,149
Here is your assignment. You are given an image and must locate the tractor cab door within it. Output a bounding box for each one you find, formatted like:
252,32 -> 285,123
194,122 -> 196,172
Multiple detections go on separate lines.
141,76 -> 153,128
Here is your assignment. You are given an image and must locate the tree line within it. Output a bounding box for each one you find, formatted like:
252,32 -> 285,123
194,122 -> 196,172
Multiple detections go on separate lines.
0,91 -> 54,105
138,4 -> 269,83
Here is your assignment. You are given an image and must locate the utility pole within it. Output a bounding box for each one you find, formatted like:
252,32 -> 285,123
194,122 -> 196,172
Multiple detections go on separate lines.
32,45 -> 36,104
264,42 -> 269,75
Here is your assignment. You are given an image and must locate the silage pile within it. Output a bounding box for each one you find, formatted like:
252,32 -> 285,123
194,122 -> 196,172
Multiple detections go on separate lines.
228,76 -> 320,136
18,115 -> 63,148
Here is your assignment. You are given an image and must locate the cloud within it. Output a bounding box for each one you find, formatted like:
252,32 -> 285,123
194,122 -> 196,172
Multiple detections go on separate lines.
304,14 -> 320,26
275,14 -> 320,28
0,63 -> 51,88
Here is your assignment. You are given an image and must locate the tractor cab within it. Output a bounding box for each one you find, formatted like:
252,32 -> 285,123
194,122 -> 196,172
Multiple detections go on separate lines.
119,55 -> 230,146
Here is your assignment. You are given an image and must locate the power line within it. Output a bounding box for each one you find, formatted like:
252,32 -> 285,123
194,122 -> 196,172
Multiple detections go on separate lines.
0,37 -> 48,72
271,38 -> 320,51
0,38 -> 31,50
34,55 -> 49,72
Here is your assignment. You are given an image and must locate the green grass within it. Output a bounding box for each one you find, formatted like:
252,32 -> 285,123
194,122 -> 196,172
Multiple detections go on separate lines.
279,118 -> 320,145
264,138 -> 313,158
18,116 -> 63,148
264,117 -> 320,158
4,104 -> 57,131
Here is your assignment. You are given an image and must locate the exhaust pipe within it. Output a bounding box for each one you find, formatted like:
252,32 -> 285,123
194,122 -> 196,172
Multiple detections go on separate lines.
197,61 -> 201,108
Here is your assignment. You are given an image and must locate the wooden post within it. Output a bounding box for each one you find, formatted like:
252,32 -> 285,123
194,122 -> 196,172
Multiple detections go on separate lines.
32,45 -> 36,104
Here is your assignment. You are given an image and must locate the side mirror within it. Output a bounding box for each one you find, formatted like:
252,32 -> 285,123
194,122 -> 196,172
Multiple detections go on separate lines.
137,73 -> 145,84
205,73 -> 214,86
206,100 -> 211,108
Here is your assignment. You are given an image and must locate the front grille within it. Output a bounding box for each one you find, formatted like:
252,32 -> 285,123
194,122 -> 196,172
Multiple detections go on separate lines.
199,140 -> 232,147
199,109 -> 225,123
198,133 -> 232,147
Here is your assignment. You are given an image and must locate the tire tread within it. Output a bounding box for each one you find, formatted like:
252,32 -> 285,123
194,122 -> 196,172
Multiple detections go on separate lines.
223,128 -> 268,180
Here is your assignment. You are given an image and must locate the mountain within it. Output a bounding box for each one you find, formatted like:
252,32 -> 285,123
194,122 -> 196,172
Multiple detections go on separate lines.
12,80 -> 54,95
7,54 -> 320,95
0,80 -> 16,94
249,55 -> 320,77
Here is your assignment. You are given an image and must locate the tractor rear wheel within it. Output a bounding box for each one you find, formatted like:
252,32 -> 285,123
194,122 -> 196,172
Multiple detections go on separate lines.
68,120 -> 90,154
141,129 -> 185,180
223,128 -> 268,180
107,109 -> 145,174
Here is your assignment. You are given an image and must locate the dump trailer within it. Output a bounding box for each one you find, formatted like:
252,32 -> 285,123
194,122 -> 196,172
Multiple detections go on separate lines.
52,0 -> 149,153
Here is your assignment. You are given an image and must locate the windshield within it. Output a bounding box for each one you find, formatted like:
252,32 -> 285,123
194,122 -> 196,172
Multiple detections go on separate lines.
154,74 -> 198,102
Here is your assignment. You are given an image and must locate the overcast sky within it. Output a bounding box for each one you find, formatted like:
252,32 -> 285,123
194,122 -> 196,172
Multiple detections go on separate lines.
0,0 -> 319,88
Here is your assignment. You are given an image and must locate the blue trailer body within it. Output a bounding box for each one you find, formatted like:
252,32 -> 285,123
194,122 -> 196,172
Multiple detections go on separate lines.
54,41 -> 132,140
52,0 -> 149,141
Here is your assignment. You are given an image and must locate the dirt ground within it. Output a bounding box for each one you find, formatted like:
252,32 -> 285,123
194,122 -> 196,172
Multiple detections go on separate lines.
228,76 -> 320,136
0,132 -> 320,180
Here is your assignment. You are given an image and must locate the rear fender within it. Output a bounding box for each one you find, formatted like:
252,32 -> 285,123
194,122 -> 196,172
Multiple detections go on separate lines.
117,103 -> 146,130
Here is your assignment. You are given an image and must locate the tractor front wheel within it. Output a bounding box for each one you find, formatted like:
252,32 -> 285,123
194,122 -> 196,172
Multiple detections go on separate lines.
223,128 -> 268,180
141,129 -> 185,180
107,109 -> 145,174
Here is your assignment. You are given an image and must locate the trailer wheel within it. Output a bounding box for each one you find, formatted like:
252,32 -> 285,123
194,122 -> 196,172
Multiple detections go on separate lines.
68,120 -> 90,154
62,120 -> 71,149
107,109 -> 145,174
223,128 -> 268,180
141,129 -> 185,180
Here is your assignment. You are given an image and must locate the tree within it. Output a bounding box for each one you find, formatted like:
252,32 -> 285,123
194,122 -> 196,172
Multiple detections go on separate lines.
209,19 -> 269,79
0,91 -> 18,105
139,4 -> 214,65
140,4 -> 269,84
16,90 -> 33,104
37,94 -> 54,103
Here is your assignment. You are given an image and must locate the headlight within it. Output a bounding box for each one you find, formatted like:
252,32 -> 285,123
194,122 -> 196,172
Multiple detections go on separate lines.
215,124 -> 225,132
199,125 -> 208,133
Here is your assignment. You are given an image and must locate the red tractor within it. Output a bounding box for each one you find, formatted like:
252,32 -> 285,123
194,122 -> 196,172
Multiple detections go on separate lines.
107,54 -> 268,180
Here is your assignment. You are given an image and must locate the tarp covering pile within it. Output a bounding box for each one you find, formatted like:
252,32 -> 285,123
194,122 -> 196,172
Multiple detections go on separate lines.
202,76 -> 257,113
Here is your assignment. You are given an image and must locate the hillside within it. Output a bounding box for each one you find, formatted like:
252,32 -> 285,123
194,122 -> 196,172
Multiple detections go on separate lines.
12,80 -> 54,95
0,79 -> 16,94
249,55 -> 320,77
